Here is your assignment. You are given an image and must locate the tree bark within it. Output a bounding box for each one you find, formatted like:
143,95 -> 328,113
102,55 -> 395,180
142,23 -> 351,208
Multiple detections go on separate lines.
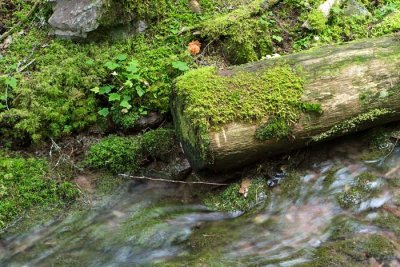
172,35 -> 400,172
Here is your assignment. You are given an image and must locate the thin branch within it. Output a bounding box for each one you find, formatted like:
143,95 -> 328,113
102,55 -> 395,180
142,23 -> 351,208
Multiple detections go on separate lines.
118,174 -> 229,186
0,0 -> 41,42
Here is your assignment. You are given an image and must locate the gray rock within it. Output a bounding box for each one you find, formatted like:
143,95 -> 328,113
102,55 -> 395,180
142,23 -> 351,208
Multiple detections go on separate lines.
344,0 -> 371,17
134,112 -> 164,130
48,0 -> 103,38
169,158 -> 192,180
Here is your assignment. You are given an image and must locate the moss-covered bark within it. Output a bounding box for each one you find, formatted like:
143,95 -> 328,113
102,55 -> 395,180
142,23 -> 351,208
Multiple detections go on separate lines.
173,35 -> 400,171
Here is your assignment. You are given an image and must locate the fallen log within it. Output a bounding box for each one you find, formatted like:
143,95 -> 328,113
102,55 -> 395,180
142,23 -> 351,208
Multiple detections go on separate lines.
172,34 -> 400,172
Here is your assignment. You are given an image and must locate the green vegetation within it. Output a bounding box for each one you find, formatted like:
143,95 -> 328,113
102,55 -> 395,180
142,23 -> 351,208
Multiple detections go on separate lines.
203,177 -> 267,211
305,234 -> 397,265
85,128 -> 175,174
336,172 -> 380,209
0,152 -> 79,228
141,128 -> 175,161
307,9 -> 327,32
313,108 -> 394,142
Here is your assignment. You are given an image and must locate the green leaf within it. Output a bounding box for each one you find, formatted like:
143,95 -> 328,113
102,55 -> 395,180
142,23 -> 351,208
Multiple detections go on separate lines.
126,60 -> 139,73
85,59 -> 95,65
272,35 -> 283,42
99,85 -> 114,94
124,80 -> 133,88
0,103 -> 6,109
120,96 -> 132,109
5,77 -> 17,89
136,86 -> 145,97
90,87 -> 100,94
116,54 -> 127,61
108,93 -> 121,101
171,61 -> 189,71
98,108 -> 110,117
104,61 -> 120,70
0,94 -> 6,101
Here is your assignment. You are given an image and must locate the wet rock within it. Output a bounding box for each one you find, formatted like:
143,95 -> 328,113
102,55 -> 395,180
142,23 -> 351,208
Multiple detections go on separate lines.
168,158 -> 192,180
48,0 -> 103,38
134,112 -> 164,130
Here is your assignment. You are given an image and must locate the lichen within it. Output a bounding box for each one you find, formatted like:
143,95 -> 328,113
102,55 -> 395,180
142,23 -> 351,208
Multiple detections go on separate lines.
312,108 -> 394,142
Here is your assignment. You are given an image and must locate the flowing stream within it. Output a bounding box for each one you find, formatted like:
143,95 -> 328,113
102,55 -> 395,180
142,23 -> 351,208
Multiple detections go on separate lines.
1,137 -> 400,266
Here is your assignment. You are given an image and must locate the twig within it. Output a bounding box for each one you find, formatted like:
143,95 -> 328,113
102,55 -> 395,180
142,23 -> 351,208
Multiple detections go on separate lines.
0,0 -> 41,42
118,174 -> 229,186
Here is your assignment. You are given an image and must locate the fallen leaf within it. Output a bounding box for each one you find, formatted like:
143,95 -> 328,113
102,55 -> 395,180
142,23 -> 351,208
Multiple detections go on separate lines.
239,178 -> 251,197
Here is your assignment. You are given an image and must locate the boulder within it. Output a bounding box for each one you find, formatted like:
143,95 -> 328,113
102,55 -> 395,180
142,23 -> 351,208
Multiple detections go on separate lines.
48,0 -> 103,38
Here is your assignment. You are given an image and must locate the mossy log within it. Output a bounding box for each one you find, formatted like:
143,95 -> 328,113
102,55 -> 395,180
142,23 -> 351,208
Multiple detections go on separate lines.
172,35 -> 400,172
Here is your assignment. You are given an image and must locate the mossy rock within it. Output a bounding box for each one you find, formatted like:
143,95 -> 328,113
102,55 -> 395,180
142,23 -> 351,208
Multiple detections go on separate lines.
85,128 -> 176,174
305,234 -> 397,266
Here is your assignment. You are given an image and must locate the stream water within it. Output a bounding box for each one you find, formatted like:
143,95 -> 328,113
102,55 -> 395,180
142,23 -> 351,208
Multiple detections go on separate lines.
1,137 -> 400,266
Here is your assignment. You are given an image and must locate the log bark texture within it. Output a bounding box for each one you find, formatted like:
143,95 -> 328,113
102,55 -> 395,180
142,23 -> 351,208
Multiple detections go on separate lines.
172,35 -> 400,172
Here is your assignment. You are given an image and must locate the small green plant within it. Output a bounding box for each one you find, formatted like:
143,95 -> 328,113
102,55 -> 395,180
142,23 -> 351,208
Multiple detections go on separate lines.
85,136 -> 142,174
91,55 -> 189,129
141,128 -> 175,161
0,153 -> 79,228
85,128 -> 176,174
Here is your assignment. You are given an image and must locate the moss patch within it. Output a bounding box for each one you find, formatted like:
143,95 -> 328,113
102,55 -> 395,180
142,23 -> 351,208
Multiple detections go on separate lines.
306,234 -> 397,265
175,64 -> 312,159
203,177 -> 268,212
335,172 -> 380,209
0,152 -> 79,229
312,109 -> 394,142
85,128 -> 176,174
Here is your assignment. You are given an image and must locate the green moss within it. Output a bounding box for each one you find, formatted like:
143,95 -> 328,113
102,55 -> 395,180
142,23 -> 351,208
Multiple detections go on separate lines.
102,0 -> 168,24
0,152 -> 79,229
203,177 -> 268,212
256,116 -> 290,141
371,10 -> 400,36
307,9 -> 327,32
312,109 -> 394,142
200,0 -> 273,64
85,136 -> 142,174
175,64 -> 309,158
374,212 -> 400,236
85,128 -> 175,174
141,128 -> 175,161
336,172 -> 379,209
306,234 -> 397,266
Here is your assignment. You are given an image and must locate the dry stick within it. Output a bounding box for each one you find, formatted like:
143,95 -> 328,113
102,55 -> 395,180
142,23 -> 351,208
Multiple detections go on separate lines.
0,0 -> 41,42
118,174 -> 229,186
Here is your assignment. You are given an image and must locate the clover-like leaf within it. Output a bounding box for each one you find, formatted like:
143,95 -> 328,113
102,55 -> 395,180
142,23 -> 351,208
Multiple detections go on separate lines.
108,93 -> 121,101
5,77 -> 17,89
126,60 -> 139,73
136,86 -> 145,97
104,61 -> 120,70
171,61 -> 189,71
124,80 -> 133,88
120,96 -> 132,109
90,87 -> 100,94
116,54 -> 127,61
98,108 -> 110,117
99,85 -> 114,94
